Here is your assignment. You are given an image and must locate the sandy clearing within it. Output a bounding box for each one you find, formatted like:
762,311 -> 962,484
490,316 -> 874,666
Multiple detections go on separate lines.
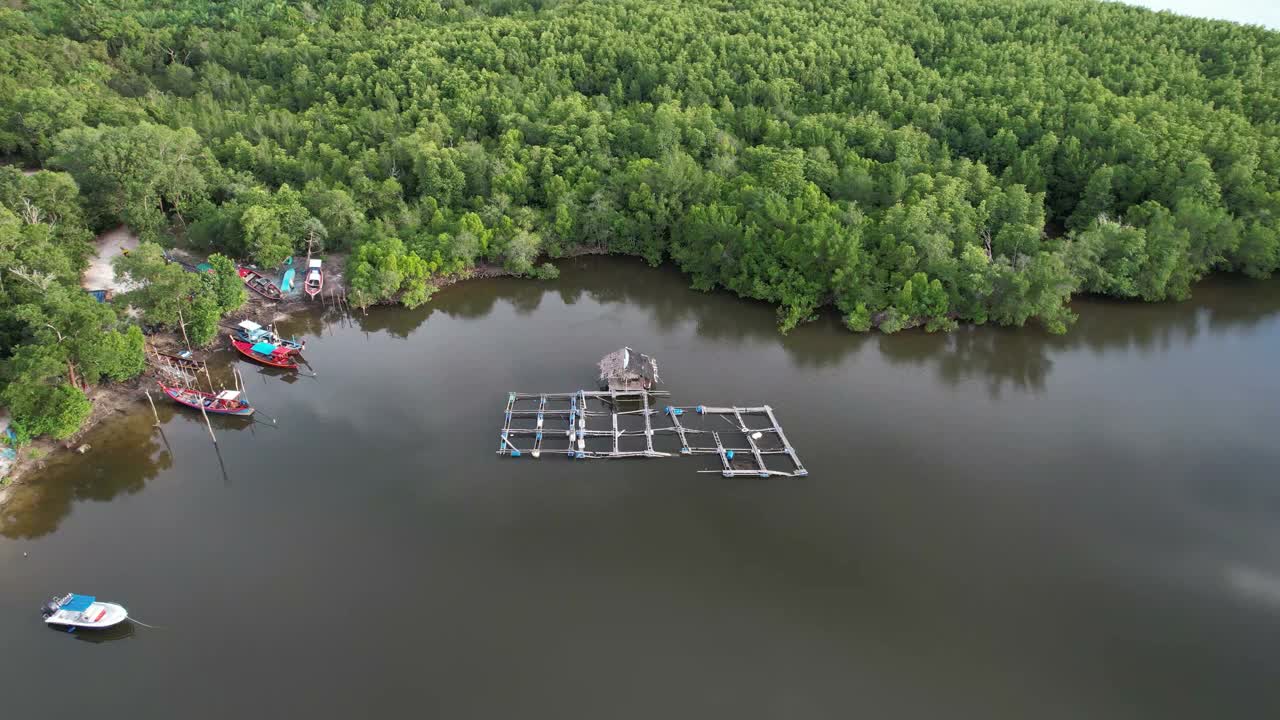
81,226 -> 139,292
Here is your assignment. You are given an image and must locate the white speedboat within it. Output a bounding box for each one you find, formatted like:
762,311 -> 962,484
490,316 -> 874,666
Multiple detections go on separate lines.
42,594 -> 129,629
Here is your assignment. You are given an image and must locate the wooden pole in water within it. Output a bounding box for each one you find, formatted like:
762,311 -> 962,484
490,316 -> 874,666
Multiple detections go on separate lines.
199,398 -> 217,445
145,389 -> 160,426
234,366 -> 247,403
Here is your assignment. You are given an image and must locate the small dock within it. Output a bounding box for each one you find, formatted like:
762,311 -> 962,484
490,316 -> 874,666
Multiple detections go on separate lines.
497,390 -> 807,478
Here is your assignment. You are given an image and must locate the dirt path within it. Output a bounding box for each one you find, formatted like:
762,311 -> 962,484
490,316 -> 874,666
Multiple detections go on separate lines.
81,226 -> 139,293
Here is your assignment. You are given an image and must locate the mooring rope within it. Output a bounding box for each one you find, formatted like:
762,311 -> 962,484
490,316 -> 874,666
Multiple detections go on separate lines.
130,617 -> 163,629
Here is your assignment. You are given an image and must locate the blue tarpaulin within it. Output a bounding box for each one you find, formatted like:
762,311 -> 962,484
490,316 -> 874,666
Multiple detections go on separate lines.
251,342 -> 277,355
61,594 -> 95,612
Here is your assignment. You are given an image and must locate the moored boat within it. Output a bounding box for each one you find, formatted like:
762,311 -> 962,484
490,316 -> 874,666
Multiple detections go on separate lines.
158,381 -> 254,416
156,351 -> 205,370
230,336 -> 299,369
237,266 -> 284,301
42,594 -> 129,630
233,319 -> 304,352
304,258 -> 323,299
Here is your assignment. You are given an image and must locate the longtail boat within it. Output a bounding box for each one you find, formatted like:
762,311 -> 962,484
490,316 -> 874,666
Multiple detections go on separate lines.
233,319 -> 304,352
304,258 -> 323,299
230,336 -> 299,369
237,266 -> 284,301
158,381 -> 254,416
156,351 -> 206,370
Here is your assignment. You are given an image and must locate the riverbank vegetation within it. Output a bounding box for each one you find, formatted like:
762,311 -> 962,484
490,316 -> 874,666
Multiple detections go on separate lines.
0,164 -> 249,442
0,167 -> 144,441
1,0 -> 1279,437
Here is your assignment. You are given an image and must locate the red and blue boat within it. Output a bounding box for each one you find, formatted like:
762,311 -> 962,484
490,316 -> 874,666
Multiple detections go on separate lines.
158,381 -> 255,416
233,320 -> 304,353
230,336 -> 299,369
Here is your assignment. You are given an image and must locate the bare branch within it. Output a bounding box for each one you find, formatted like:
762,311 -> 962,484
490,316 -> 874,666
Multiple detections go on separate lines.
7,265 -> 55,291
19,198 -> 43,225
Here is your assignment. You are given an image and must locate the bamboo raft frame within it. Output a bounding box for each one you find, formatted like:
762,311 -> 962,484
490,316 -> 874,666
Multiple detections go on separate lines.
497,390 -> 808,477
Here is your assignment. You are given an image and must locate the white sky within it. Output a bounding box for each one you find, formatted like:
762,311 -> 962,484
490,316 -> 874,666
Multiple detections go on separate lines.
1121,0 -> 1280,29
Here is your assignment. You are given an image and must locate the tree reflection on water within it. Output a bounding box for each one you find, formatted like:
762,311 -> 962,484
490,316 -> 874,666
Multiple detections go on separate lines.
6,258 -> 1277,538
0,401 -> 259,539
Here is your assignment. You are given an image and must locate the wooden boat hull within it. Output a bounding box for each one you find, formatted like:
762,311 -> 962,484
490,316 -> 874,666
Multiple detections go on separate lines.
237,266 -> 284,301
230,337 -> 298,369
305,274 -> 323,298
158,382 -> 255,416
157,352 -> 205,370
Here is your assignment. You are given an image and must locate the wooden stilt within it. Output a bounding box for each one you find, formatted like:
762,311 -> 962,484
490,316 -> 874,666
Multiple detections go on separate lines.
199,398 -> 217,445
611,390 -> 619,456
177,308 -> 191,351
533,394 -> 546,458
641,389 -> 655,456
145,390 -> 160,426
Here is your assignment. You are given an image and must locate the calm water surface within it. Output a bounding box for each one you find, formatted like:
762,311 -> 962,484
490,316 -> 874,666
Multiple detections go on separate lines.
2,257 -> 1279,719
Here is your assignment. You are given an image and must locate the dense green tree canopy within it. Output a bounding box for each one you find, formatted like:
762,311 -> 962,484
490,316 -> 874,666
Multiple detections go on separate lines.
1,0 -> 1277,341
0,168 -> 145,441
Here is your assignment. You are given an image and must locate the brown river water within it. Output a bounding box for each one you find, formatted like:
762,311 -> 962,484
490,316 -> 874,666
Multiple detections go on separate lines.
2,256 -> 1279,719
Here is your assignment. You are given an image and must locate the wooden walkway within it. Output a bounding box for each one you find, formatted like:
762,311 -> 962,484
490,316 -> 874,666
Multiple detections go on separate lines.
498,390 -> 807,478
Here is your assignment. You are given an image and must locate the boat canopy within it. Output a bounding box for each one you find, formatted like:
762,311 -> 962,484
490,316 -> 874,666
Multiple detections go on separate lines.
215,390 -> 242,401
251,342 -> 278,355
61,594 -> 95,612
237,320 -> 263,332
308,258 -> 322,269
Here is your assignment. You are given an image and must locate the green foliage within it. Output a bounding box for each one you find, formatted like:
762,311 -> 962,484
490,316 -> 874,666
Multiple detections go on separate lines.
113,242 -> 201,328
79,325 -> 146,385
1,345 -> 92,442
893,273 -> 954,331
49,123 -> 212,237
239,185 -> 312,268
0,0 -> 1278,339
206,253 -> 247,313
185,293 -> 221,346
112,242 -> 237,345
348,237 -> 431,309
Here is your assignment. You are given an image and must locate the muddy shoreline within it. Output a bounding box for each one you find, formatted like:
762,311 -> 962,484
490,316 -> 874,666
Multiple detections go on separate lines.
0,250 -> 586,504
0,256 -> 346,503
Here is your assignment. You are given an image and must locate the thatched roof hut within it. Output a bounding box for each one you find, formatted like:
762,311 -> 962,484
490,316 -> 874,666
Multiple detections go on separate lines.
598,347 -> 659,391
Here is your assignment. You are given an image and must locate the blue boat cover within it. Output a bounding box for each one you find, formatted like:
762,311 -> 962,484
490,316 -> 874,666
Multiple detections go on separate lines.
281,268 -> 295,291
61,594 -> 95,612
251,342 -> 277,355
